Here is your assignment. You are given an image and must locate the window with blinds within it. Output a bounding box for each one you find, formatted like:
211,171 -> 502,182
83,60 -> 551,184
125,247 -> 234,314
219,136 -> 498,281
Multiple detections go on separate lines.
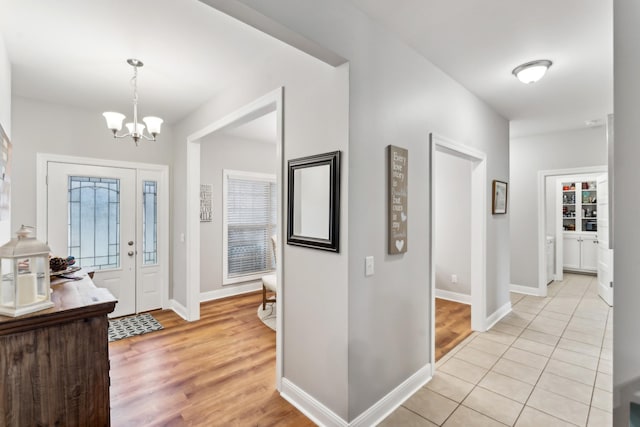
223,170 -> 276,284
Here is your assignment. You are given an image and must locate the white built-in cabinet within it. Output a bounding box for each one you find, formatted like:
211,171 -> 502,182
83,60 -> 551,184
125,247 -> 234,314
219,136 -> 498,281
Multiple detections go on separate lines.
563,234 -> 581,270
562,180 -> 598,273
562,180 -> 598,233
563,234 -> 598,272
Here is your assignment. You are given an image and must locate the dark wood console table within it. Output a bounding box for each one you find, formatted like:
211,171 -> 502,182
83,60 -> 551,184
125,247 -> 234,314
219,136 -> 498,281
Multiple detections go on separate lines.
0,273 -> 117,426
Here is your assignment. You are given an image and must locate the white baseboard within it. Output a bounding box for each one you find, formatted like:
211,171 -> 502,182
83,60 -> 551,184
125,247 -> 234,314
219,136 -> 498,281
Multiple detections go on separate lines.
485,301 -> 512,330
170,283 -> 262,321
200,281 -> 262,302
434,289 -> 471,305
281,378 -> 348,427
509,283 -> 545,297
350,364 -> 432,427
280,364 -> 432,427
169,299 -> 188,320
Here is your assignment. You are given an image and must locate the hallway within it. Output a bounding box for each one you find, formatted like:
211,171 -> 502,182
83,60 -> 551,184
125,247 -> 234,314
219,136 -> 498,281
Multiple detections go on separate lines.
381,273 -> 612,426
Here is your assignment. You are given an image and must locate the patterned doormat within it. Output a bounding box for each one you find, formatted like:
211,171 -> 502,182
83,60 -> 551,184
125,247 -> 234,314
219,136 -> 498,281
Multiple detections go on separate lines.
108,313 -> 163,342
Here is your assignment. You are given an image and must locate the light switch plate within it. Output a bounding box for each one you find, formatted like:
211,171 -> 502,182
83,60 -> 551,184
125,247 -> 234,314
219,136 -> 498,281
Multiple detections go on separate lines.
365,256 -> 374,276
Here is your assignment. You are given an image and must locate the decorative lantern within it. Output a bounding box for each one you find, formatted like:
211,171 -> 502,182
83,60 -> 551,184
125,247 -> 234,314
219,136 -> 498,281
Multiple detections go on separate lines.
0,225 -> 54,317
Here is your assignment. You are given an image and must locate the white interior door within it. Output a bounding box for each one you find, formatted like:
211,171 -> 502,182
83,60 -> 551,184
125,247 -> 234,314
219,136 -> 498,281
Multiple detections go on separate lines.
47,162 -> 136,317
597,174 -> 613,306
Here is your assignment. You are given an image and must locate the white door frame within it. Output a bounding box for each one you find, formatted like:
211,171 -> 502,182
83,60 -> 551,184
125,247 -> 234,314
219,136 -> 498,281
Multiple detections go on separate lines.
185,87 -> 284,390
537,165 -> 607,295
430,133 -> 487,368
36,153 -> 170,310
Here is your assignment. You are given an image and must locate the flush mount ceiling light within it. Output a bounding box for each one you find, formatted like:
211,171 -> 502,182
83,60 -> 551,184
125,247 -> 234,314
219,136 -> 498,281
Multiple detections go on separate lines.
512,59 -> 553,84
103,59 -> 163,145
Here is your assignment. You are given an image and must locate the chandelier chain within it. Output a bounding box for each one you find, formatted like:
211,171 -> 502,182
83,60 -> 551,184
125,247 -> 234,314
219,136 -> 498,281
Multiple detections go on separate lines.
131,65 -> 139,128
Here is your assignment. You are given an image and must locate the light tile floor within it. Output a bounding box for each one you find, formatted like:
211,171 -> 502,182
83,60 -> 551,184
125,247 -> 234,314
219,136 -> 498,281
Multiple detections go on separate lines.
380,273 -> 612,426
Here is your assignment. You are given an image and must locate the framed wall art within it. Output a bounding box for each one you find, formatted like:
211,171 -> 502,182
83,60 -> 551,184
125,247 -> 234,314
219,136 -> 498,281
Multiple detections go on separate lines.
492,180 -> 508,214
200,184 -> 213,222
0,123 -> 11,222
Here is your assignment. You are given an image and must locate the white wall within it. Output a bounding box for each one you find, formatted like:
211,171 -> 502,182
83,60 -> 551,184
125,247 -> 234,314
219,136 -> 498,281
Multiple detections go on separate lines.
171,39 -> 350,418
614,0 -> 640,423
0,33 -> 10,137
0,33 -> 11,245
199,133 -> 276,293
11,97 -> 174,235
435,150 -> 471,297
510,126 -> 606,289
205,0 -> 510,421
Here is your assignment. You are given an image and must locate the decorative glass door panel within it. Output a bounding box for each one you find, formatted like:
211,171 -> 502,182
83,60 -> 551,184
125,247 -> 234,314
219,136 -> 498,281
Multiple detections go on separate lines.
68,176 -> 121,270
142,180 -> 157,265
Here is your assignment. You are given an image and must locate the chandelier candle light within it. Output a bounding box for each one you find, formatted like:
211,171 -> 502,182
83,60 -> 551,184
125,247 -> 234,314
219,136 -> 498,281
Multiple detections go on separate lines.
103,59 -> 163,145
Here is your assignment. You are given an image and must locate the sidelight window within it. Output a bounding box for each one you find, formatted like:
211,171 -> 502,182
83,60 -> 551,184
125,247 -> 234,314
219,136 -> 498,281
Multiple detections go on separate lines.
142,180 -> 158,265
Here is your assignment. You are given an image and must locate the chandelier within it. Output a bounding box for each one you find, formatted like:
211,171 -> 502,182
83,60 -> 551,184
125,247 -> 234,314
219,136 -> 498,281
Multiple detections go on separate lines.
102,59 -> 163,145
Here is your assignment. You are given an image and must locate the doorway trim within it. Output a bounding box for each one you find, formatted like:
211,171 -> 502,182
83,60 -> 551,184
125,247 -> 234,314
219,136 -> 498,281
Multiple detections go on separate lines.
537,165 -> 607,295
185,87 -> 284,390
35,153 -> 170,310
429,133 -> 487,368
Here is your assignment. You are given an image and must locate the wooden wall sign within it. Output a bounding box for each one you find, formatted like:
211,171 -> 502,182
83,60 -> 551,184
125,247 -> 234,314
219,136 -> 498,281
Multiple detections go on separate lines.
388,145 -> 408,254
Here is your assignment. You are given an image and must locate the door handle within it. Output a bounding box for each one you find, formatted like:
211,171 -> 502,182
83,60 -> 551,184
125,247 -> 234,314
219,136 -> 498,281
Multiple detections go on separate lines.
128,251 -> 134,256
128,241 -> 134,246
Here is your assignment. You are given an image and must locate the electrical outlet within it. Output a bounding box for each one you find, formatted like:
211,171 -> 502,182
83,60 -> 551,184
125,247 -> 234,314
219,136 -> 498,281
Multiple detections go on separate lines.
365,256 -> 374,276
451,274 -> 458,284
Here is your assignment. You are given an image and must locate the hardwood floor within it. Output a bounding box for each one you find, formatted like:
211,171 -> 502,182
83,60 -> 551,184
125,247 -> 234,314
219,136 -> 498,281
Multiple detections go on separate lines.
109,293 -> 470,425
434,298 -> 472,361
109,292 -> 313,427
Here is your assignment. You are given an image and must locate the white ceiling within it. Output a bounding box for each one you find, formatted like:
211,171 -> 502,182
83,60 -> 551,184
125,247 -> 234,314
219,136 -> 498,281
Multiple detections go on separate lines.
0,0 -> 613,138
348,0 -> 613,137
0,0 -> 292,126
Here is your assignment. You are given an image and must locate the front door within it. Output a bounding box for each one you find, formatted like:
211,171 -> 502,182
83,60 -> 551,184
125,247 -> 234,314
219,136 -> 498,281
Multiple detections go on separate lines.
47,162 -> 137,317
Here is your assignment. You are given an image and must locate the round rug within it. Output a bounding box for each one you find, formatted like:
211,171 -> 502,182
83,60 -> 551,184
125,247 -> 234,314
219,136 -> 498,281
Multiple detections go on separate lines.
257,302 -> 276,331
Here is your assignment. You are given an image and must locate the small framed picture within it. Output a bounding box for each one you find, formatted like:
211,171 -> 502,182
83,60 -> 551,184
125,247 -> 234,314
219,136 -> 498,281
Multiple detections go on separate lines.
492,180 -> 508,214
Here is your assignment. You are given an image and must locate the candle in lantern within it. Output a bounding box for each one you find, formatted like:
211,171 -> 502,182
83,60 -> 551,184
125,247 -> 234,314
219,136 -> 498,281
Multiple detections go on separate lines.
17,273 -> 37,305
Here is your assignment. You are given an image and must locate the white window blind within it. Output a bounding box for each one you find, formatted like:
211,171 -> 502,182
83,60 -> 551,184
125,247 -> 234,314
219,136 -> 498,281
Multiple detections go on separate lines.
224,170 -> 276,284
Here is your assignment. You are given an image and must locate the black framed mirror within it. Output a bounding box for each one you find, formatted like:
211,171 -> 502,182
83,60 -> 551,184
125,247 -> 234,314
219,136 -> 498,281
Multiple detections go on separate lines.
287,151 -> 341,252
